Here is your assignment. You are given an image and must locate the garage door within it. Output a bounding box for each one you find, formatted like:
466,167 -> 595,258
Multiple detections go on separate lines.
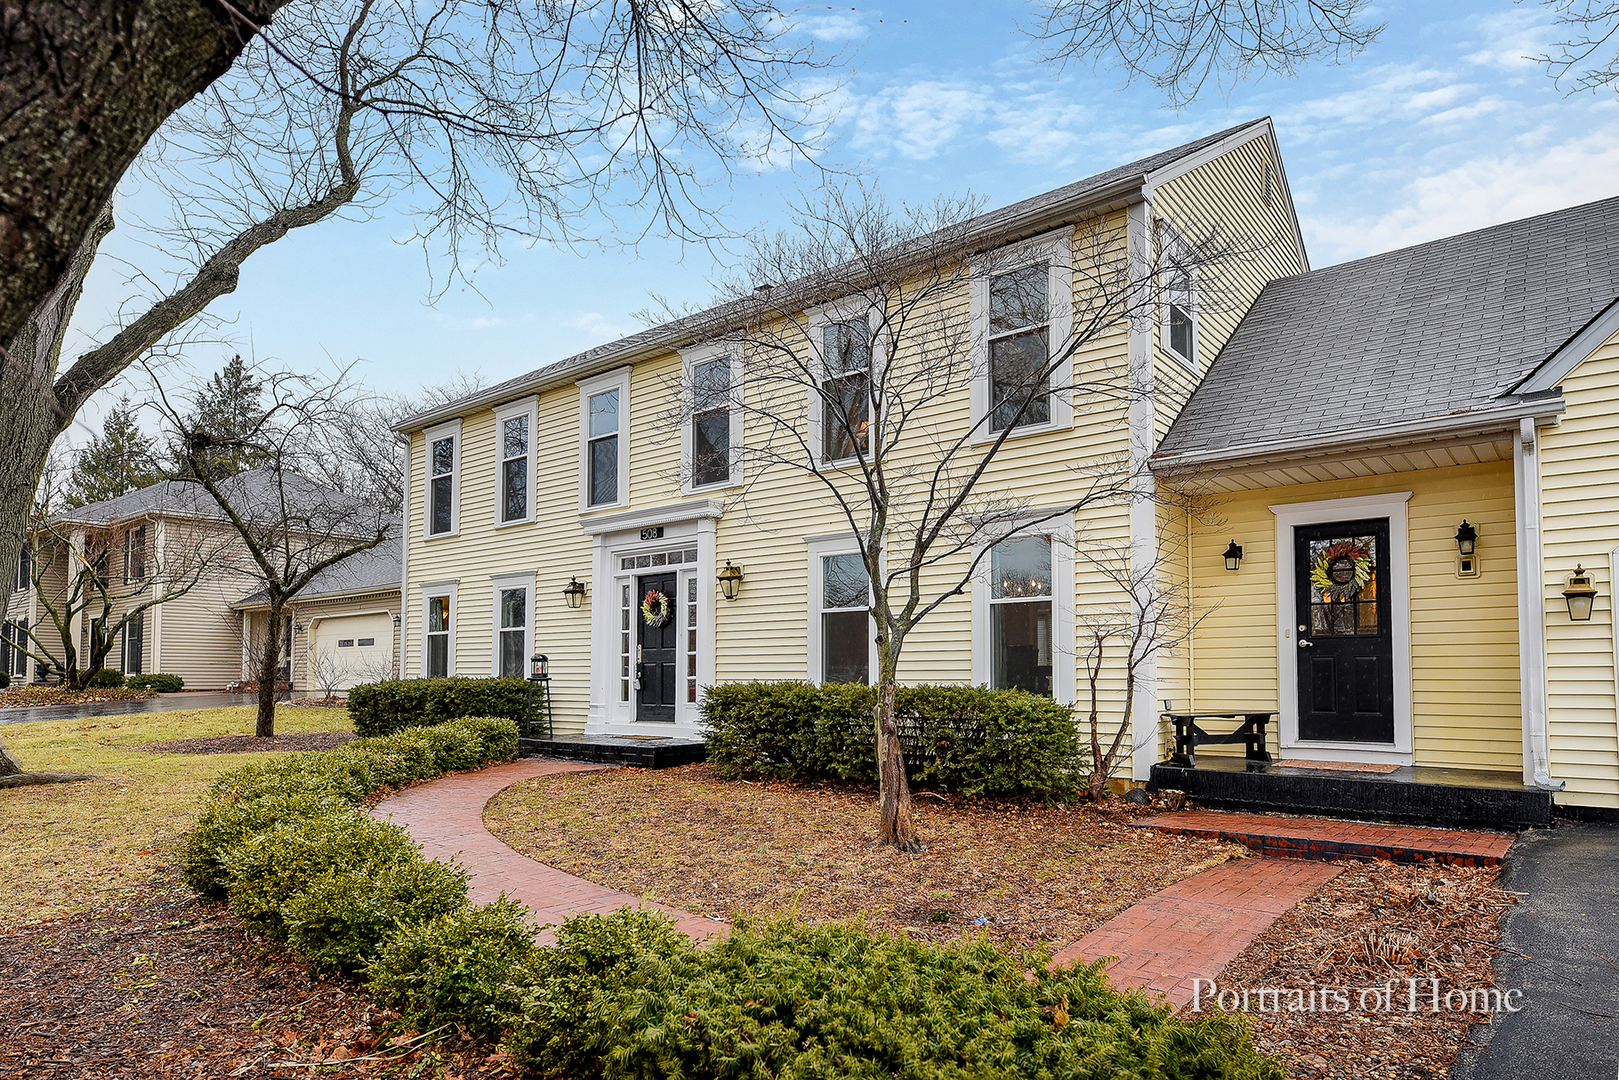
310,613 -> 395,693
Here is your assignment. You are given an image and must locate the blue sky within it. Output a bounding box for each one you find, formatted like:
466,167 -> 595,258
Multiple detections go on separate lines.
63,0 -> 1619,444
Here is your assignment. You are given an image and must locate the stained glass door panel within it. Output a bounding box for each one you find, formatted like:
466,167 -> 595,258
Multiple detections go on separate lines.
1294,518 -> 1394,743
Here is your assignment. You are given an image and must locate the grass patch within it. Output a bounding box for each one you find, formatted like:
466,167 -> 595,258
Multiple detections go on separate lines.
0,705 -> 349,929
484,763 -> 1246,952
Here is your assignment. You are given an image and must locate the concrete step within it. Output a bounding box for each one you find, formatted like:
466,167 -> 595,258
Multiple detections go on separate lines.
1132,810 -> 1517,866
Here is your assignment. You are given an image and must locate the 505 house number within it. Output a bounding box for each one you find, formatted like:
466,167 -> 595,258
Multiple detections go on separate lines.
640,527 -> 664,541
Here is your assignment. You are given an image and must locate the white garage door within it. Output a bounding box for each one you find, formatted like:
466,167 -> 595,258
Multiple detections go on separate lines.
310,613 -> 395,692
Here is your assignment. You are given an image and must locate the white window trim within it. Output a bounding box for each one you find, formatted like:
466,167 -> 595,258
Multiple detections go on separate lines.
805,533 -> 879,685
679,344 -> 744,494
1157,219 -> 1199,371
578,366 -> 632,513
970,515 -> 1076,704
489,572 -> 535,678
423,419 -> 462,539
805,296 -> 884,468
419,581 -> 459,678
969,228 -> 1075,444
493,397 -> 538,527
1271,492 -> 1413,765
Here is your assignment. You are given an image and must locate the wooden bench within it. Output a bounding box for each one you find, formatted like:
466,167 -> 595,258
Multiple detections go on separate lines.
1163,712 -> 1274,768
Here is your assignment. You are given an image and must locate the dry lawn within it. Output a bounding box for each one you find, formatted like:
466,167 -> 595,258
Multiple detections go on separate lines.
484,763 -> 1245,952
0,705 -> 351,929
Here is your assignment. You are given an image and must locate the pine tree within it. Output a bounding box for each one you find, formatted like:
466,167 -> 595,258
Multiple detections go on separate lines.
63,398 -> 160,508
184,355 -> 272,479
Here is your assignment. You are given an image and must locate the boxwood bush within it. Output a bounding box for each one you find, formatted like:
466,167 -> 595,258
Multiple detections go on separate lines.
127,673 -> 184,692
87,668 -> 125,688
369,896 -> 542,1035
348,676 -> 531,736
703,681 -> 1085,801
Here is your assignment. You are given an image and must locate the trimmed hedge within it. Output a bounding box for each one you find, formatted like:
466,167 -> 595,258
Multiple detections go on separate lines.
87,668 -> 125,688
128,673 -> 184,692
703,681 -> 1085,802
348,677 -> 531,737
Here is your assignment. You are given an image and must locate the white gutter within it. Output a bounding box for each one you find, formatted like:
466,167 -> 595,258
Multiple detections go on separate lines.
1515,416 -> 1565,791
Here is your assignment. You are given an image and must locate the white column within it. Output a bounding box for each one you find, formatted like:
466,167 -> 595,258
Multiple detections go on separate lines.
1126,198 -> 1158,781
1514,417 -> 1562,790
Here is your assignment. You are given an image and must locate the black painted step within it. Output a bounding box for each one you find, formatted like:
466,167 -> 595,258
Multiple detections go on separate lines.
517,733 -> 707,769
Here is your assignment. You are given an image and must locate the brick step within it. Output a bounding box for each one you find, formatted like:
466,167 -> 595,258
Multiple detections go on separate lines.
1131,810 -> 1516,866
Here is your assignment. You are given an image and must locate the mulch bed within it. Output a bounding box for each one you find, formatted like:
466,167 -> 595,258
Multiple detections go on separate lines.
1209,861 -> 1517,1078
137,732 -> 356,755
0,687 -> 155,709
484,763 -> 1246,952
0,872 -> 516,1079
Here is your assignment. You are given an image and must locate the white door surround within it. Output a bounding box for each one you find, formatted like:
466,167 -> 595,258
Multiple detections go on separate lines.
1271,491 -> 1414,766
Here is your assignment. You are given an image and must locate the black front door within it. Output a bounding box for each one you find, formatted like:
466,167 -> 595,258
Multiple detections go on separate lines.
1295,518 -> 1394,743
636,572 -> 678,722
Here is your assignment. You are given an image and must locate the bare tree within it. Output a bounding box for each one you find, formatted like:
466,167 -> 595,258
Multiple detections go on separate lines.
0,0 -> 840,628
662,187 -> 1233,849
307,646 -> 352,702
1537,1 -> 1619,93
1024,0 -> 1384,108
152,364 -> 392,737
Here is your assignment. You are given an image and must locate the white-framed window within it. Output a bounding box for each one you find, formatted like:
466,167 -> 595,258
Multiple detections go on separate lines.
490,573 -> 533,678
424,419 -> 461,538
971,518 -> 1074,702
807,298 -> 881,466
123,525 -> 146,583
1159,221 -> 1198,368
970,230 -> 1074,440
681,346 -> 742,491
578,367 -> 631,511
421,583 -> 458,677
806,535 -> 876,685
494,398 -> 537,526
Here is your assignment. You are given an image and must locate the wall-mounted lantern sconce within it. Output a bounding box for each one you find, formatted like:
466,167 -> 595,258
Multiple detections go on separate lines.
529,652 -> 550,680
717,560 -> 745,601
1563,566 -> 1597,622
1222,541 -> 1244,572
562,577 -> 587,609
1454,521 -> 1477,556
392,614 -> 401,629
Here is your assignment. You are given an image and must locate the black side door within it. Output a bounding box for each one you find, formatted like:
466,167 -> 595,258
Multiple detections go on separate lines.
636,571 -> 678,722
1295,518 -> 1395,743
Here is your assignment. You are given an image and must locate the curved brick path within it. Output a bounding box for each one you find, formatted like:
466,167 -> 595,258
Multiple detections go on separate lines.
372,758 -> 723,940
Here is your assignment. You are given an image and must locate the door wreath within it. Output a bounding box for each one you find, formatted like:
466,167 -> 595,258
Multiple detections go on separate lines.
641,588 -> 673,628
1309,540 -> 1374,603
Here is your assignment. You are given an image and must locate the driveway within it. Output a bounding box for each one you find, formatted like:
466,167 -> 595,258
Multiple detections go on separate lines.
1451,821 -> 1619,1079
0,691 -> 264,725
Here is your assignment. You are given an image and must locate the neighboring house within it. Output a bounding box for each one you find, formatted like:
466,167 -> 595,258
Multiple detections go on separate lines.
2,470 -> 401,693
391,116 -> 1619,820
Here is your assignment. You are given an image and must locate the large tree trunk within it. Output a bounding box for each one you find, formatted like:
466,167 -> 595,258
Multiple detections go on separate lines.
874,639 -> 920,851
0,0 -> 290,352
256,601 -> 283,738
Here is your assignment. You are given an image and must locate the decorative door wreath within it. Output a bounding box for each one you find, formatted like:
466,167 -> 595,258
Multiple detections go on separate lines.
1309,540 -> 1374,603
640,588 -> 673,628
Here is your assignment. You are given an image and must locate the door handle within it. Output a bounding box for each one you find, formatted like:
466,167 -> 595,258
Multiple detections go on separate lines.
1298,639 -> 1314,648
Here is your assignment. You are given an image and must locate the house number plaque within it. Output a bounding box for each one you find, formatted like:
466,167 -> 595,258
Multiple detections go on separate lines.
640,526 -> 664,541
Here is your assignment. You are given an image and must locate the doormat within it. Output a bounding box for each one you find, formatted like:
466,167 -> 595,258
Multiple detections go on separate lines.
615,735 -> 672,741
1274,758 -> 1400,774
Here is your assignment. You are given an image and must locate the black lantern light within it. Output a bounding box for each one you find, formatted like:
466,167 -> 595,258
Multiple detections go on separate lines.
529,653 -> 550,680
1563,566 -> 1597,622
562,577 -> 587,609
717,560 -> 745,601
1454,521 -> 1478,556
1222,541 -> 1244,572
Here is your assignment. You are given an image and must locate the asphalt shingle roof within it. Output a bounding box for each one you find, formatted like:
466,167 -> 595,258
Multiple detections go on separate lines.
1156,195 -> 1619,462
234,528 -> 402,607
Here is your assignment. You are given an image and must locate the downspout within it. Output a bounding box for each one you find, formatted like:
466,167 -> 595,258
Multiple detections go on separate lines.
1610,542 -> 1619,795
1515,417 -> 1565,791
396,433 -> 410,680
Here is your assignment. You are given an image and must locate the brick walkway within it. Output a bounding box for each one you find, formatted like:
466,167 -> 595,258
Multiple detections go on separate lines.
1050,857 -> 1343,1011
1132,810 -> 1516,866
372,758 -> 723,941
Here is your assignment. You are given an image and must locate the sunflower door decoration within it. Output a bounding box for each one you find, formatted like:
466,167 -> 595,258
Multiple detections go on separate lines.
1307,536 -> 1380,635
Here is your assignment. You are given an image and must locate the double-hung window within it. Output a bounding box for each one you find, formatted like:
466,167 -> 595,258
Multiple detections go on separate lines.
121,613 -> 145,675
495,399 -> 535,525
425,420 -> 460,537
989,535 -> 1053,696
818,552 -> 870,684
1159,222 -> 1197,366
423,587 -> 456,677
988,264 -> 1052,432
492,575 -> 532,678
124,526 -> 146,582
691,357 -> 733,488
821,320 -> 871,462
579,368 -> 630,509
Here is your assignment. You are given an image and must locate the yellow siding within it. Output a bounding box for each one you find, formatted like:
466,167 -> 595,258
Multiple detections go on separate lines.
1183,461 -> 1520,771
1539,328 -> 1619,811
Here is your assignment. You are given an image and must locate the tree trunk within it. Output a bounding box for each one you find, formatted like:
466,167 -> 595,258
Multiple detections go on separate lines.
255,602 -> 283,738
0,0 -> 290,352
873,640 -> 920,851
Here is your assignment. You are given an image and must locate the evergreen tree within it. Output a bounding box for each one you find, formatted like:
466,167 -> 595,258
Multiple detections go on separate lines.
63,398 -> 160,508
184,356 -> 272,479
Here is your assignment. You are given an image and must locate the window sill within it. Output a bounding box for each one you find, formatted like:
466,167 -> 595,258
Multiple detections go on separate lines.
494,516 -> 534,529
684,478 -> 741,497
969,417 -> 1072,445
424,529 -> 461,540
579,500 -> 629,516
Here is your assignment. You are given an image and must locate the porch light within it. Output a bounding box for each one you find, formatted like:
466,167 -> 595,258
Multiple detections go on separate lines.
529,653 -> 550,680
562,577 -> 587,609
1562,566 -> 1597,622
1222,541 -> 1244,572
1454,521 -> 1478,556
717,560 -> 745,601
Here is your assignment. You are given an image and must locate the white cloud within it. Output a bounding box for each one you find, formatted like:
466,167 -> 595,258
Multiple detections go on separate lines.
851,81 -> 988,160
1462,9 -> 1552,71
564,311 -> 634,341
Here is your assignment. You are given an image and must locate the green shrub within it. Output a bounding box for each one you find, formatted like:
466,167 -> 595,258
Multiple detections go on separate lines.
505,911 -> 1283,1080
223,813 -> 419,936
0,671 -> 10,689
87,668 -> 125,688
127,673 -> 184,692
370,897 -> 542,1034
348,677 -> 530,736
182,790 -> 356,898
285,858 -> 470,972
704,682 -> 1084,801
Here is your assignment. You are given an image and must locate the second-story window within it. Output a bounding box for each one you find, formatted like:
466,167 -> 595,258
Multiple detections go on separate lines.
496,400 -> 534,524
692,357 -> 732,487
14,540 -> 30,592
822,321 -> 871,462
124,526 -> 146,582
988,264 -> 1052,432
588,389 -> 619,505
1165,269 -> 1195,364
426,421 -> 460,536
